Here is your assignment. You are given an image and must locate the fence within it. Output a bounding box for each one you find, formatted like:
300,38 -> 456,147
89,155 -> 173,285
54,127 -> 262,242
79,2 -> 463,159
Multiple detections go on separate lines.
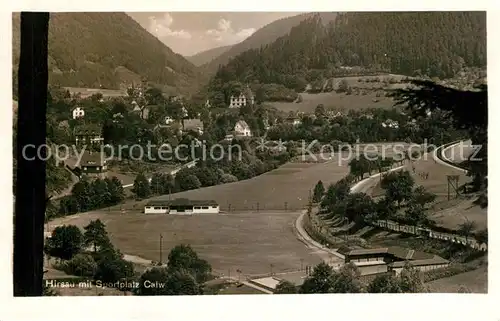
370,220 -> 487,251
219,202 -> 306,213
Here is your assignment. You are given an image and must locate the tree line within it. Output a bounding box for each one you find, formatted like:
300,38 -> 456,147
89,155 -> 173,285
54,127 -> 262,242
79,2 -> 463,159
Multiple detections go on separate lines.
52,176 -> 125,219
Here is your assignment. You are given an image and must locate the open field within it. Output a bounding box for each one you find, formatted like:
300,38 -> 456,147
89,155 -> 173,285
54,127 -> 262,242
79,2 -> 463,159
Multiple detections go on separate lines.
47,143 -> 407,276
119,153 -> 353,211
48,211 -> 332,276
426,265 -> 487,293
47,153 -> 358,275
266,74 -> 409,113
64,87 -> 127,98
268,92 -> 394,113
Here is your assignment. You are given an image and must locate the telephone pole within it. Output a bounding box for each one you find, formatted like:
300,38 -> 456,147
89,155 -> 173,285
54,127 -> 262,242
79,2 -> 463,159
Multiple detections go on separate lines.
159,234 -> 163,265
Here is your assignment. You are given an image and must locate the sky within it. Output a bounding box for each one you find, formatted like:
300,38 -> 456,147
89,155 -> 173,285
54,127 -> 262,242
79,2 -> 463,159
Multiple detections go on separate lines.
127,12 -> 302,56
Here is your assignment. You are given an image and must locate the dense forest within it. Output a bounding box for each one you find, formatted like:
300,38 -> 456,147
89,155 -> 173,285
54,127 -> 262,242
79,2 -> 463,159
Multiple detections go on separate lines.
12,13 -> 202,95
209,12 -> 486,92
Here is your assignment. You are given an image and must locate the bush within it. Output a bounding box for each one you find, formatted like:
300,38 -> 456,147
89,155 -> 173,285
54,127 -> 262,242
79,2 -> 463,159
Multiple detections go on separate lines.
62,253 -> 97,277
220,173 -> 238,184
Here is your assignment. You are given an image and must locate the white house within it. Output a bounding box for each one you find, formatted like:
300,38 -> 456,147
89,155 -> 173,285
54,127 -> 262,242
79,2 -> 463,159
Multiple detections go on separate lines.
234,120 -> 252,137
144,198 -> 219,215
286,116 -> 302,126
72,107 -> 85,119
165,116 -> 174,125
381,119 -> 399,129
229,86 -> 255,108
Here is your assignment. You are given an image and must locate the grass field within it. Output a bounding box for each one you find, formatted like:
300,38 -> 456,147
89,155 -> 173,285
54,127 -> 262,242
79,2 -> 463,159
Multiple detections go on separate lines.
268,92 -> 394,113
47,143 -> 409,276
119,154 -> 352,212
47,153 -> 356,275
266,74 -> 409,113
48,210 -> 329,276
426,266 -> 487,293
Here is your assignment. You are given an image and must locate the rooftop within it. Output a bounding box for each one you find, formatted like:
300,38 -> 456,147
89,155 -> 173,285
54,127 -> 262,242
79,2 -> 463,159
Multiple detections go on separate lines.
235,120 -> 250,130
80,152 -> 105,166
347,248 -> 389,256
250,277 -> 281,290
74,124 -> 101,135
387,246 -> 434,261
389,256 -> 449,268
183,119 -> 203,131
145,198 -> 218,207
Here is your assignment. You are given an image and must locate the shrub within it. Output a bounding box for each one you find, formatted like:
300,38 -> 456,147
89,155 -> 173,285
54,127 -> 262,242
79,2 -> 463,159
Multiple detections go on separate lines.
220,173 -> 238,184
62,253 -> 97,277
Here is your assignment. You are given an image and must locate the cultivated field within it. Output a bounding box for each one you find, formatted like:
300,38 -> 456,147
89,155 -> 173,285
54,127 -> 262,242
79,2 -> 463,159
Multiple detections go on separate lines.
64,87 -> 127,98
266,74 -> 409,113
268,92 -> 394,113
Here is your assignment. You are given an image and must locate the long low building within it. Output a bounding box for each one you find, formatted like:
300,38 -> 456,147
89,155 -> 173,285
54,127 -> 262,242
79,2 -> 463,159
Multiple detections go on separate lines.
344,246 -> 450,276
144,198 -> 219,215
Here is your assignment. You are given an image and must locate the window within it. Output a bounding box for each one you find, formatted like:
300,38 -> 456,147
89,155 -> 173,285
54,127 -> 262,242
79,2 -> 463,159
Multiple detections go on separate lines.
154,207 -> 161,210
161,207 -> 167,209
201,206 -> 209,209
194,207 -> 201,209
211,206 -> 217,208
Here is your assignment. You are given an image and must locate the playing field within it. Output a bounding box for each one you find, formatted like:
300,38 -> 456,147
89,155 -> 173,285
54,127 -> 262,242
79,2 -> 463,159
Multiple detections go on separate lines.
118,153 -> 352,212
48,143 -> 409,276
49,210 -> 334,276
48,153 -> 356,275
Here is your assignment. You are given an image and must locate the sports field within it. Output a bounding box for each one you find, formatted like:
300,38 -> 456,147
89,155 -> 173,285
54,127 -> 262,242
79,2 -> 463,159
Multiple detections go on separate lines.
48,153 -> 355,275
48,143 -> 406,276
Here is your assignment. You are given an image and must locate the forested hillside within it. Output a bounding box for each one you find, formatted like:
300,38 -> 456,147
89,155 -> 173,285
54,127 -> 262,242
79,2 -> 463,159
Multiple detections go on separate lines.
12,13 -> 202,95
209,12 -> 486,93
187,45 -> 233,66
201,12 -> 338,74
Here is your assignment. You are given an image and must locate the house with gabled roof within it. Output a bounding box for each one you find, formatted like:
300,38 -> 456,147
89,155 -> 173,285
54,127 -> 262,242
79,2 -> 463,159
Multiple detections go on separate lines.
229,85 -> 255,108
234,120 -> 252,137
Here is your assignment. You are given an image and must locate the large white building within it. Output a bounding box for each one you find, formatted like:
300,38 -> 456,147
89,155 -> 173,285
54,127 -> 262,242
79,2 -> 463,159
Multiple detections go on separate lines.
144,198 -> 220,215
72,107 -> 85,119
229,86 -> 255,108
